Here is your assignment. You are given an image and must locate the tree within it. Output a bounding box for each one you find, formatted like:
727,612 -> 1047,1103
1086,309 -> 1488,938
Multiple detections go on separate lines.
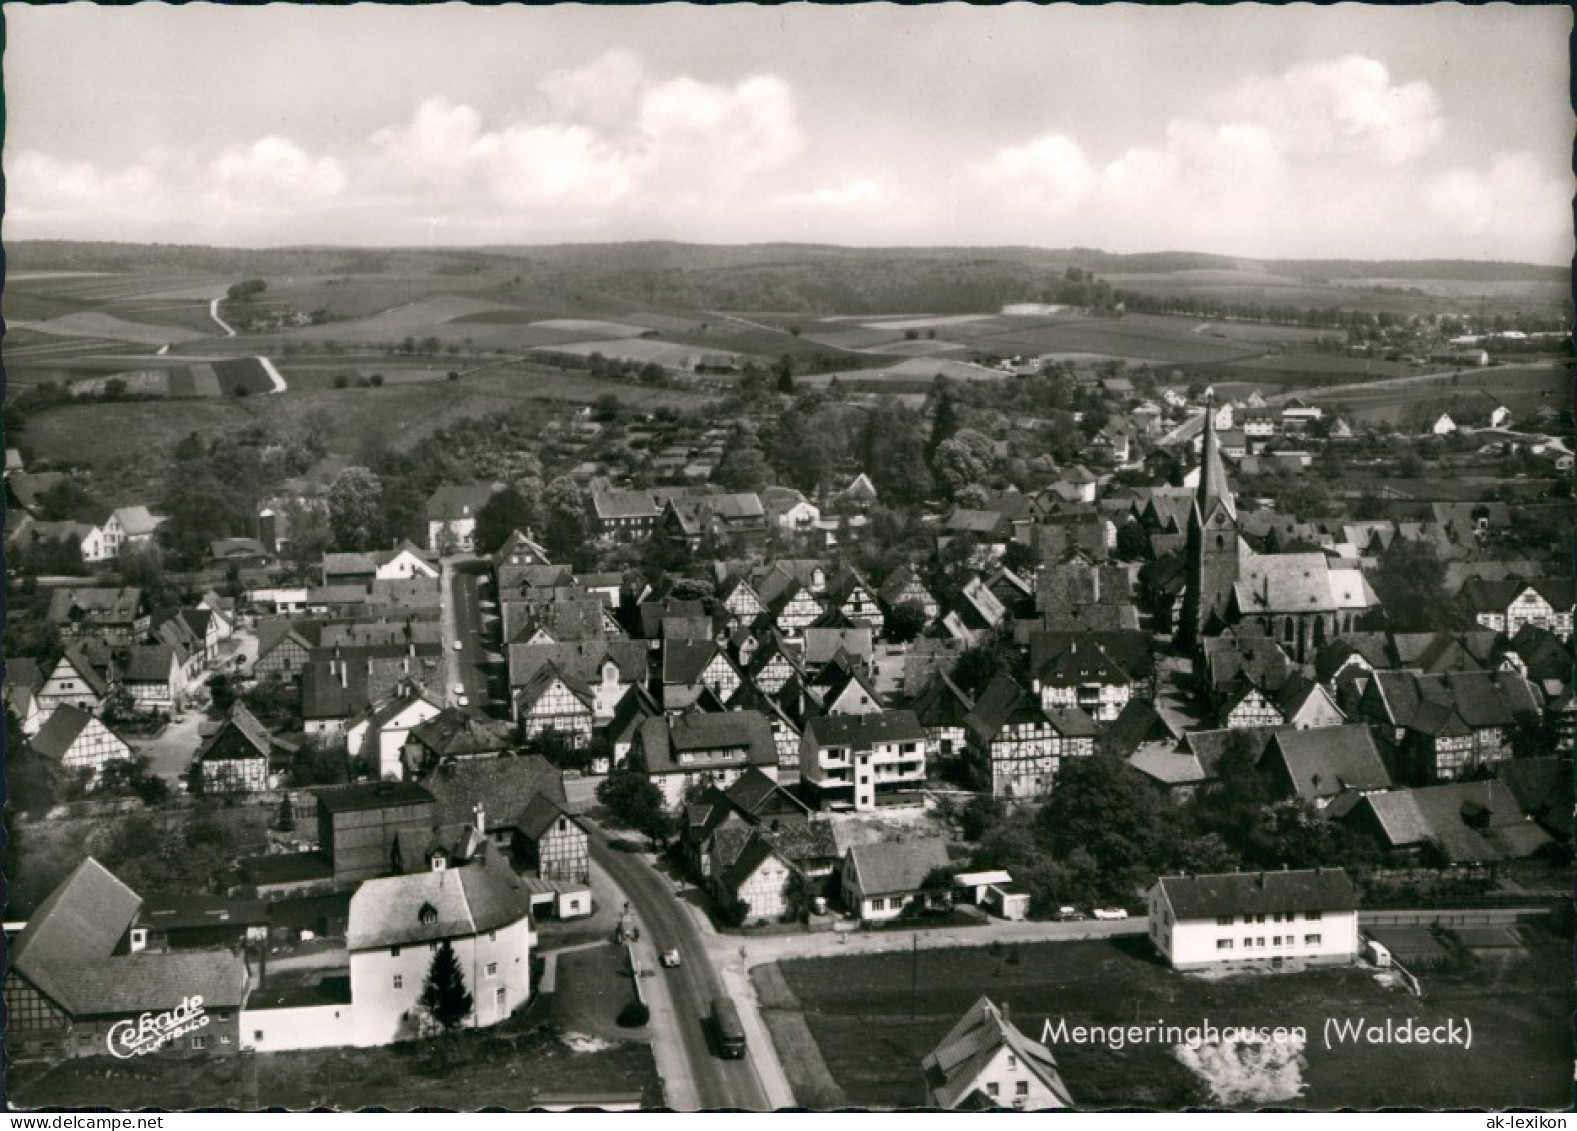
712,439 -> 770,493
280,500 -> 333,583
277,794 -> 297,832
884,600 -> 928,645
6,708 -> 58,817
540,477 -> 587,564
420,939 -> 474,1031
208,672 -> 238,714
927,381 -> 960,462
327,467 -> 385,551
1036,757 -> 1177,897
934,429 -> 995,497
597,770 -> 671,841
473,486 -> 537,557
1508,710 -> 1560,760
1372,538 -> 1460,632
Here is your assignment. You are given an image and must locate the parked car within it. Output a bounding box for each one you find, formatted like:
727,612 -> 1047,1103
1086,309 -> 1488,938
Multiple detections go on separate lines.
660,949 -> 681,968
1092,907 -> 1130,921
453,640 -> 464,651
1055,906 -> 1087,921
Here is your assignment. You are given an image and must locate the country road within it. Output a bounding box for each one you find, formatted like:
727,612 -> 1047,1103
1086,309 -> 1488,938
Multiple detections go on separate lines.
588,826 -> 773,1111
210,297 -> 237,337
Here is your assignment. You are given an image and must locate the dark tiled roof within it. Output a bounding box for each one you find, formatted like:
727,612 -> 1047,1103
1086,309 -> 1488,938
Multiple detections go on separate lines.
1156,868 -> 1357,920
69,950 -> 249,1015
420,755 -> 567,830
10,857 -> 143,1013
922,996 -> 1072,1110
845,838 -> 950,897
636,711 -> 777,772
1264,726 -> 1391,803
30,704 -> 97,761
315,780 -> 435,814
804,710 -> 924,748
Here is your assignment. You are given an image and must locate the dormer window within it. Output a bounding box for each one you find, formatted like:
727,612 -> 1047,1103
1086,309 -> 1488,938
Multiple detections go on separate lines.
418,902 -> 439,925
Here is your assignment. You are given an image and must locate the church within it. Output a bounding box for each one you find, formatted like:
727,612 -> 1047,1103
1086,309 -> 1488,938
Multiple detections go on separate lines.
1177,401 -> 1377,661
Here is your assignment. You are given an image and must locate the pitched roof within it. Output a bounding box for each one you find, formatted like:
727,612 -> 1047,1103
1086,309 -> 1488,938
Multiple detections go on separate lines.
46,586 -> 144,625
636,711 -> 778,772
719,830 -> 791,892
315,780 -> 435,814
1155,867 -> 1358,920
804,709 -> 925,747
723,766 -> 809,818
508,640 -> 647,689
1346,780 -> 1550,864
406,707 -> 515,760
29,704 -> 99,760
347,841 -> 534,950
121,644 -> 179,683
9,857 -> 143,1013
802,627 -> 873,666
425,483 -> 498,521
845,837 -> 950,897
965,674 -> 1048,740
516,791 -> 580,840
420,755 -> 567,830
66,950 -> 250,1014
1263,726 -> 1391,803
922,996 -> 1073,1110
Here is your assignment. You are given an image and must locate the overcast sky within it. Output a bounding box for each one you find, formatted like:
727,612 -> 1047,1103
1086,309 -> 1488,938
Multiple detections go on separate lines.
5,3 -> 1572,262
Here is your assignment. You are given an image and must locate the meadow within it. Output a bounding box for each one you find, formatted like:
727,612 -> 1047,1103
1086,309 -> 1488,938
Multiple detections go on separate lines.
766,930 -> 1571,1111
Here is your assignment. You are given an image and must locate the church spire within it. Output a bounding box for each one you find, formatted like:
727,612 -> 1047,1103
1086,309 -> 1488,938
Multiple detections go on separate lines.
1196,392 -> 1235,522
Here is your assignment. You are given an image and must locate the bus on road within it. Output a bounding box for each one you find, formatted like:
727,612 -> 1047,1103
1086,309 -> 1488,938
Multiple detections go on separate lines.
711,996 -> 746,1059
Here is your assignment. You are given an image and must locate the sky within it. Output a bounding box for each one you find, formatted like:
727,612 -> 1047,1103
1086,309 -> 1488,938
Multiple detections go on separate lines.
4,3 -> 1573,263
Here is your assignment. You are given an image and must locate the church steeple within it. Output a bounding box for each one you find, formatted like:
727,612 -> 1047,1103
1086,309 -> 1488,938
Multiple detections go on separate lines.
1178,392 -> 1241,648
1195,393 -> 1236,523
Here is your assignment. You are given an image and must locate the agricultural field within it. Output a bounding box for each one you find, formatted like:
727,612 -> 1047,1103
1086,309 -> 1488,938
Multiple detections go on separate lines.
766,929 -> 1571,1111
21,357 -> 716,471
1282,362 -> 1569,424
798,356 -> 1008,388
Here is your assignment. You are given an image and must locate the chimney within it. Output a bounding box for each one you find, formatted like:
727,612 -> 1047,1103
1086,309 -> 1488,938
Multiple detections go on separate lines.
474,802 -> 486,836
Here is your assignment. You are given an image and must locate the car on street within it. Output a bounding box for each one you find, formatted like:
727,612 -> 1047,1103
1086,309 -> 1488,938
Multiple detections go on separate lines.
454,684 -> 466,696
1092,907 -> 1130,921
1056,906 -> 1087,921
660,948 -> 681,968
453,640 -> 464,651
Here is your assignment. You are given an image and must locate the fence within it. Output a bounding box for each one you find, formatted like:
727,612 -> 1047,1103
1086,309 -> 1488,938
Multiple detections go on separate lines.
1360,907 -> 1553,928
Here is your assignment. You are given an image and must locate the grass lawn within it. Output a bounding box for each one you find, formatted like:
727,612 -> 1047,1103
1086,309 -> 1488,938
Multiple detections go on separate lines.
772,927 -> 1572,1111
10,964 -> 659,1111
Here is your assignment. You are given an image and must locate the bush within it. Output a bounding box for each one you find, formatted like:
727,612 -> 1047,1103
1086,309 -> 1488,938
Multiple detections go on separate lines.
334,375 -> 349,389
616,1001 -> 650,1028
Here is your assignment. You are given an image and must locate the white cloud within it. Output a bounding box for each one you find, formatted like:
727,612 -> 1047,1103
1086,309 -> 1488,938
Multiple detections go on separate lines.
211,136 -> 346,204
1211,54 -> 1444,166
976,133 -> 1096,216
1427,152 -> 1573,251
538,49 -> 649,132
778,178 -> 894,212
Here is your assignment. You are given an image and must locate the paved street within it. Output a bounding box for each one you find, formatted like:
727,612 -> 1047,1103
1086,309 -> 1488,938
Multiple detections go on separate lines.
588,826 -> 772,1111
441,558 -> 498,713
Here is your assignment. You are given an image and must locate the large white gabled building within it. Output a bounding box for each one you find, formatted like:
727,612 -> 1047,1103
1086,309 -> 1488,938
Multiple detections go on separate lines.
1146,867 -> 1360,972
345,841 -> 536,1047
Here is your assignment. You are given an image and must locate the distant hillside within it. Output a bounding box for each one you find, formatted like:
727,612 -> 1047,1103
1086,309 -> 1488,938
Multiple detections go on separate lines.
7,240 -> 1567,316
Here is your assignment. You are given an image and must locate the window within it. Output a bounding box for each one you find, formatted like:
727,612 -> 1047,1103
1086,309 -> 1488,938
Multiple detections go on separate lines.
192,1036 -> 208,1051
986,1083 -> 1000,1097
1242,938 -> 1254,948
1007,1054 -> 1017,1069
220,1035 -> 232,1046
489,931 -> 496,942
254,1031 -> 265,1041
1016,1082 -> 1029,1098
487,963 -> 498,977
1217,939 -> 1234,950
1305,934 -> 1322,946
1306,911 -> 1322,921
1257,937 -> 1266,947
391,946 -> 401,957
393,975 -> 404,990
1272,936 -> 1282,946
1216,915 -> 1234,927
217,1011 -> 230,1021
